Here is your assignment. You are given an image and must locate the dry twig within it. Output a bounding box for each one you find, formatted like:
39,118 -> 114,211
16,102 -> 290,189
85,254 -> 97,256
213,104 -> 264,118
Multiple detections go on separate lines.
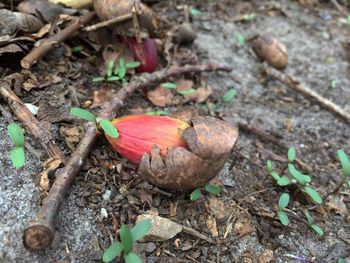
263,64 -> 350,125
21,12 -> 96,69
83,13 -> 132,32
0,79 -> 66,163
23,64 -> 232,251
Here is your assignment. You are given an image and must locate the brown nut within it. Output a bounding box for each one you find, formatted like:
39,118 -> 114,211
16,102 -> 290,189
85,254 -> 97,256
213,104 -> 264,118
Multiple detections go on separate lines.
92,0 -> 163,37
138,116 -> 238,191
253,35 -> 288,70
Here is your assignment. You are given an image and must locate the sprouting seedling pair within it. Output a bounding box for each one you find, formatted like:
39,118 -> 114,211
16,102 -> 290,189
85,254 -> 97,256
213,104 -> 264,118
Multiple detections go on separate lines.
162,82 -> 196,96
70,108 -> 119,139
304,210 -> 324,236
267,147 -> 323,205
102,220 -> 152,263
7,123 -> 25,169
277,193 -> 290,226
93,58 -> 141,83
190,183 -> 221,201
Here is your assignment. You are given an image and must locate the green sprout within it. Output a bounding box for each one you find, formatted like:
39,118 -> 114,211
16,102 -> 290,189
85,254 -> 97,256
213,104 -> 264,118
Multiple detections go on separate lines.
190,184 -> 221,201
161,82 -> 197,96
190,7 -> 202,17
304,211 -> 324,236
102,220 -> 152,263
7,123 -> 25,169
70,108 -> 119,138
162,82 -> 177,89
277,193 -> 290,226
145,110 -> 169,116
267,147 -> 323,205
93,58 -> 141,83
243,13 -> 255,21
331,80 -> 337,89
222,89 -> 237,103
337,150 -> 350,187
236,32 -> 245,47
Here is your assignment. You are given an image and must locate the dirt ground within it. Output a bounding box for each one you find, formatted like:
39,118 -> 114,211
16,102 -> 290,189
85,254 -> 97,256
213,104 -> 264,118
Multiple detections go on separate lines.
0,0 -> 350,262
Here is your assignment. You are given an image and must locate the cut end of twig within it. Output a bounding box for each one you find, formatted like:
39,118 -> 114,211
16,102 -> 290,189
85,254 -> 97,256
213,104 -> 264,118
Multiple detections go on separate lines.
23,223 -> 54,251
20,59 -> 32,70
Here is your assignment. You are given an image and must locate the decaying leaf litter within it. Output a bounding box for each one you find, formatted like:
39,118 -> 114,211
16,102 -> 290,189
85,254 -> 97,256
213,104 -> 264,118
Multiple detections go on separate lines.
0,0 -> 350,262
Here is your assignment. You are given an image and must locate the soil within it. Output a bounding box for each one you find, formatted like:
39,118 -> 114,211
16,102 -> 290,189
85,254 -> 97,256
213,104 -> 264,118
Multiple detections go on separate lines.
0,0 -> 349,263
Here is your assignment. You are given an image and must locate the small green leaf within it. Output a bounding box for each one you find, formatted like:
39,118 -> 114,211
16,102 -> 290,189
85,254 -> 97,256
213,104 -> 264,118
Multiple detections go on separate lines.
107,60 -> 115,77
107,76 -> 120,82
304,210 -> 314,225
266,160 -> 273,173
311,224 -> 324,236
131,220 -> 152,241
236,33 -> 245,47
70,108 -> 96,122
337,150 -> 350,177
190,188 -> 202,201
303,186 -> 323,204
102,242 -> 124,262
162,82 -> 177,89
270,171 -> 281,181
93,77 -> 105,82
118,66 -> 126,79
222,89 -> 237,103
71,45 -> 83,53
100,119 -> 119,138
288,147 -> 296,163
11,147 -> 25,169
278,193 -> 290,209
120,225 -> 133,254
126,61 -> 141,68
125,252 -> 142,263
243,13 -> 255,21
277,211 -> 289,226
177,88 -> 196,95
119,58 -> 126,68
338,258 -> 346,263
277,176 -> 291,186
191,7 -> 202,17
204,184 -> 221,195
288,164 -> 311,185
7,123 -> 25,147
331,80 -> 337,89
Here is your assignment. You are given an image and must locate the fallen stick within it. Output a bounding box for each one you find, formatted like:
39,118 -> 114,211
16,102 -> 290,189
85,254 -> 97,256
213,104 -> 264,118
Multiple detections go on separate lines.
23,63 -> 232,251
83,13 -> 132,32
263,64 -> 350,124
0,79 -> 66,163
21,12 -> 96,69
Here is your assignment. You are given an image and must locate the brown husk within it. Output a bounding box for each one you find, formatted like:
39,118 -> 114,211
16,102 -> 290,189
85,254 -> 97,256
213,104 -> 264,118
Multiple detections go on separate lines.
138,116 -> 238,191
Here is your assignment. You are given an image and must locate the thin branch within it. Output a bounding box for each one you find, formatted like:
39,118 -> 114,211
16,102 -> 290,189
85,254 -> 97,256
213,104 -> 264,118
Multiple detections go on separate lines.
23,63 -> 233,251
0,79 -> 66,163
83,13 -> 132,32
21,12 -> 96,69
263,64 -> 350,124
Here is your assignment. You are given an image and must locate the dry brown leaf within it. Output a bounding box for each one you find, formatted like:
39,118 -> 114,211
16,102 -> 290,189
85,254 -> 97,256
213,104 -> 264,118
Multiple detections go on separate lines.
146,85 -> 174,107
326,195 -> 347,215
258,249 -> 274,263
206,214 -> 219,237
91,88 -> 115,108
60,126 -> 82,150
39,157 -> 62,196
208,198 -> 226,220
234,218 -> 255,237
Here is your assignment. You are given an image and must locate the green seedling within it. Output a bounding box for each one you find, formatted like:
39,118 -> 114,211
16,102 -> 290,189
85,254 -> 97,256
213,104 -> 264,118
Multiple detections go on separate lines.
267,147 -> 323,204
102,220 -> 152,263
331,80 -> 337,89
7,123 -> 25,169
277,193 -> 290,226
236,32 -> 245,47
190,184 -> 221,201
93,58 -> 141,83
161,82 -> 197,96
304,211 -> 324,236
191,7 -> 202,17
70,107 -> 119,138
337,150 -> 350,187
222,89 -> 237,103
145,110 -> 169,116
71,45 -> 84,53
243,13 -> 255,21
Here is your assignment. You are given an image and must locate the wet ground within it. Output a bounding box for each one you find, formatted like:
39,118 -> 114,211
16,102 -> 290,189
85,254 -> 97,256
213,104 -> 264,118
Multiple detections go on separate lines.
0,0 -> 349,262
